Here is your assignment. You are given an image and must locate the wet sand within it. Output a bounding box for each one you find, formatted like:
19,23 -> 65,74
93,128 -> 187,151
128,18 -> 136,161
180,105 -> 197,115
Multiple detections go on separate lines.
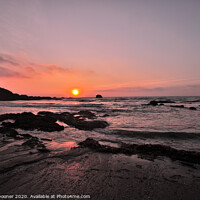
1,145 -> 200,200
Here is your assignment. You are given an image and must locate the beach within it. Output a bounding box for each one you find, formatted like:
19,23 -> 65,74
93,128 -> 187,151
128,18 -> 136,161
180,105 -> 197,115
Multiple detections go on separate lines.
0,96 -> 200,199
1,146 -> 200,200
1,0 -> 200,198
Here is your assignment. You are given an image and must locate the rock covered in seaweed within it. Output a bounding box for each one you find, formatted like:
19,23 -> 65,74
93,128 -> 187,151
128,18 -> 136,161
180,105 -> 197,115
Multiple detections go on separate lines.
72,120 -> 109,130
22,137 -> 45,148
170,105 -> 184,108
0,127 -> 19,138
0,111 -> 109,132
148,100 -> 158,106
189,107 -> 197,110
78,138 -> 200,164
147,99 -> 175,106
1,112 -> 64,132
0,127 -> 50,153
77,110 -> 96,119
38,111 -> 109,131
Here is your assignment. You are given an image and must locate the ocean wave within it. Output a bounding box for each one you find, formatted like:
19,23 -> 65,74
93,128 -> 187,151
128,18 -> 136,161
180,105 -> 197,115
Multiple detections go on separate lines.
97,129 -> 200,140
183,100 -> 200,103
0,103 -> 104,108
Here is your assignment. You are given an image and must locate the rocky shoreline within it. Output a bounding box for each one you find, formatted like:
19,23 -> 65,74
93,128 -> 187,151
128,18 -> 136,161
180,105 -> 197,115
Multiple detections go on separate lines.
146,100 -> 198,110
78,138 -> 200,164
1,109 -> 200,199
1,110 -> 200,166
0,111 -> 109,131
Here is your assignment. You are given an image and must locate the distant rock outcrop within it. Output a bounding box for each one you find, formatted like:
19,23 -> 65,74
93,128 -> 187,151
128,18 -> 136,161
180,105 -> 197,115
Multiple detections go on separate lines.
147,99 -> 175,106
170,105 -> 184,108
96,94 -> 103,98
189,107 -> 197,110
148,100 -> 158,106
0,87 -> 61,101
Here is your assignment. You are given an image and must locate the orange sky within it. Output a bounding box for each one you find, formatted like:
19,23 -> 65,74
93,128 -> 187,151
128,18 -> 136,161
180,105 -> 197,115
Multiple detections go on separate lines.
0,0 -> 200,97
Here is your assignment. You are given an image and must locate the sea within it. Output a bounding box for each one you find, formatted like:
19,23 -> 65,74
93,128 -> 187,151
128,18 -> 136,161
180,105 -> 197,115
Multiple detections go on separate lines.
0,96 -> 200,153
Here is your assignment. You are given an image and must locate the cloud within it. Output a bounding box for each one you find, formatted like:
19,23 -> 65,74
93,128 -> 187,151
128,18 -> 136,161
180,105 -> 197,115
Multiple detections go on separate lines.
0,53 -> 73,78
0,54 -> 19,66
142,87 -> 164,92
99,86 -> 164,93
40,64 -> 72,74
0,53 -> 97,80
96,84 -> 200,96
186,84 -> 200,89
0,66 -> 28,78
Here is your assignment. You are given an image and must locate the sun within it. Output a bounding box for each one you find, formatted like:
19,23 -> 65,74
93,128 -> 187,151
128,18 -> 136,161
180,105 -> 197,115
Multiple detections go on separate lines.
72,89 -> 79,96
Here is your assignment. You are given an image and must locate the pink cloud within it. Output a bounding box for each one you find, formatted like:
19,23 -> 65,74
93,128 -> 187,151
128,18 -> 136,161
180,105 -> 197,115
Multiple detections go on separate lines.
0,53 -> 73,78
0,54 -> 19,66
0,66 -> 28,78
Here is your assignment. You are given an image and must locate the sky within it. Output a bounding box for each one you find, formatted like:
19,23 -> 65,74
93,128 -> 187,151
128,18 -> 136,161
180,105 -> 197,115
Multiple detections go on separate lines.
0,0 -> 200,97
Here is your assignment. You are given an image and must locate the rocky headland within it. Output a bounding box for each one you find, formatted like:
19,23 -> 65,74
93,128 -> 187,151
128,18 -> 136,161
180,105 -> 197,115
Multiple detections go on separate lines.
0,87 -> 63,101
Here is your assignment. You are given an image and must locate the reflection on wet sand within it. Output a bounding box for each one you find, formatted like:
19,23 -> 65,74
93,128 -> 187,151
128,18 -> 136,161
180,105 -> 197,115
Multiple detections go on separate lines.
48,141 -> 77,151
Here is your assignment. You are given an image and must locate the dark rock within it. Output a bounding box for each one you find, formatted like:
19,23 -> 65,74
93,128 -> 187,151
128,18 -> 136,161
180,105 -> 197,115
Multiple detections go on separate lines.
57,112 -> 109,131
0,87 -> 19,101
0,123 -> 50,153
78,138 -> 200,164
37,148 -> 50,153
96,94 -> 103,98
22,137 -> 50,153
41,138 -> 52,141
170,105 -> 184,108
77,110 -> 96,119
0,127 -> 18,138
156,100 -> 175,103
20,133 -> 33,139
0,111 -> 109,132
102,114 -> 109,117
37,111 -> 55,116
64,119 -> 108,131
0,87 -> 62,101
189,107 -> 197,110
147,99 -> 175,106
79,138 -> 101,148
1,112 -> 64,132
22,137 -> 45,148
22,137 -> 39,148
148,100 -> 158,106
0,113 -> 20,122
2,122 -> 14,127
56,112 -> 77,125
